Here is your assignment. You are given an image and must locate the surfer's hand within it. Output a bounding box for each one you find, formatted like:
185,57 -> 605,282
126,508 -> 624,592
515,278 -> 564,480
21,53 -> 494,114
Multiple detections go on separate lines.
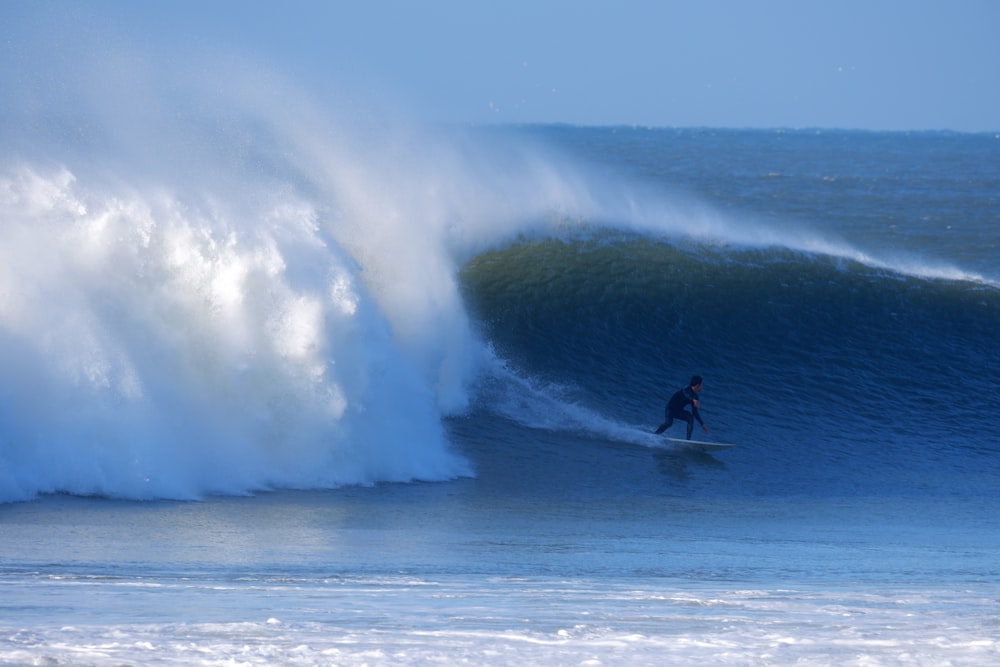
702,425 -> 710,434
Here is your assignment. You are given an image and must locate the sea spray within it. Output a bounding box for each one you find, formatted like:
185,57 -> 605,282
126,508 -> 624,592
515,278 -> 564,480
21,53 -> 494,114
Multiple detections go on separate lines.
0,52 -> 623,502
0,157 -> 482,501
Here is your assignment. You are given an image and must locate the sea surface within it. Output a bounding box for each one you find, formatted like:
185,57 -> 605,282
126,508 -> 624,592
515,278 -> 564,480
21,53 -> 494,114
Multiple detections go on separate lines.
1,113 -> 999,665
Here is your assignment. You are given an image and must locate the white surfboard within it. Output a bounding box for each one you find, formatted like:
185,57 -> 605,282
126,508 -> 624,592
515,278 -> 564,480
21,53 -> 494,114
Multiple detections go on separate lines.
659,437 -> 734,452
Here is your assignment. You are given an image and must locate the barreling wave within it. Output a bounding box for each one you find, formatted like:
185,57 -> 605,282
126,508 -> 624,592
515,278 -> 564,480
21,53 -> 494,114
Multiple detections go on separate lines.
2,51 -> 998,502
459,234 -> 1000,497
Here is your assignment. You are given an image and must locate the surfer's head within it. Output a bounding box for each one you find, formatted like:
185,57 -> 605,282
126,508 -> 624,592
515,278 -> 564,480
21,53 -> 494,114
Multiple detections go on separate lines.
690,375 -> 703,389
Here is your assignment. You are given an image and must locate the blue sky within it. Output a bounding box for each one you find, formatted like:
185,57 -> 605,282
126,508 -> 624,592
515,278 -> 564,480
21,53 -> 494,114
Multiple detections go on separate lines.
3,0 -> 999,131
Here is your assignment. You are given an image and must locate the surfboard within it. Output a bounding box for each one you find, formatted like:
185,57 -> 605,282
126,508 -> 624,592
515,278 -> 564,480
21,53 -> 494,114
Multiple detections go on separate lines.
659,437 -> 734,452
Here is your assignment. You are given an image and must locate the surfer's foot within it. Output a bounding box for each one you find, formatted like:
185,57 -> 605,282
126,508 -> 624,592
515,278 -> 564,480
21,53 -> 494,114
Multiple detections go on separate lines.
654,424 -> 667,434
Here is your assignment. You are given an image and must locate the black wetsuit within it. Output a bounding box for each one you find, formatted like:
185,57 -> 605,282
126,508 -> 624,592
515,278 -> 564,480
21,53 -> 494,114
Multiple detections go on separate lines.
654,385 -> 704,439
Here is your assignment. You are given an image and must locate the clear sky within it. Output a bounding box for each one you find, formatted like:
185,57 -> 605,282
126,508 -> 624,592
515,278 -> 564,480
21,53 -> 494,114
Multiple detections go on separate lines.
3,0 -> 999,132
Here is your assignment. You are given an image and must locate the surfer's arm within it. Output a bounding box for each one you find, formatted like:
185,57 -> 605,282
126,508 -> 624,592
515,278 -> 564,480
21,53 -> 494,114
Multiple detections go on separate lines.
692,399 -> 710,432
691,399 -> 704,425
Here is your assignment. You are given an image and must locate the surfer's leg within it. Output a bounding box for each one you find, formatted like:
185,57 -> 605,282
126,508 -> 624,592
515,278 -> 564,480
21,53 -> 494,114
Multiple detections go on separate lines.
682,411 -> 695,439
654,404 -> 674,434
654,414 -> 674,434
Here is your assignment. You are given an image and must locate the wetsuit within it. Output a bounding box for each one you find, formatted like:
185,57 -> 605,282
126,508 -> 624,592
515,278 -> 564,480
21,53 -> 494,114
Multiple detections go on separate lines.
654,385 -> 704,439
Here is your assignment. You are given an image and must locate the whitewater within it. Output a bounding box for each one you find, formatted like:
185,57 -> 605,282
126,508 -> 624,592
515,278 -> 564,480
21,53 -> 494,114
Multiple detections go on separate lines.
2,52 -> 1000,665
0,78 -> 552,500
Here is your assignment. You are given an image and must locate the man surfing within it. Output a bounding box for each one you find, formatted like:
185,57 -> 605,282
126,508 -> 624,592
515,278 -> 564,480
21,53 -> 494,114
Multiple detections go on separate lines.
654,375 -> 710,440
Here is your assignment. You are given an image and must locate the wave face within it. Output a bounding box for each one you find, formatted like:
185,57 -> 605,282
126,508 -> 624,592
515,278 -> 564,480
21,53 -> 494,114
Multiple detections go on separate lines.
456,127 -> 1000,500
2,55 -> 999,503
460,236 -> 1000,497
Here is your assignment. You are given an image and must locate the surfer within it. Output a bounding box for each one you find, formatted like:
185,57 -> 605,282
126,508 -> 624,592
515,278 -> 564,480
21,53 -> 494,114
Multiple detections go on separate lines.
654,376 -> 710,440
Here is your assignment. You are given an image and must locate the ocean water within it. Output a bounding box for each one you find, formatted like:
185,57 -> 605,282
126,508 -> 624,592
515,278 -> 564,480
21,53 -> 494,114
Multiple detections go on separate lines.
2,94 -> 999,666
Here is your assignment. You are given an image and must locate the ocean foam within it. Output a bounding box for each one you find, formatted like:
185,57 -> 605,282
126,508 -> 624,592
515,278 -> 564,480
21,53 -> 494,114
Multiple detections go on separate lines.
2,577 -> 996,666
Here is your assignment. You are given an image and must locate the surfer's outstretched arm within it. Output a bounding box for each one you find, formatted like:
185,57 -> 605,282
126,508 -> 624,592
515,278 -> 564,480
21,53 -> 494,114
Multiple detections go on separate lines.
691,399 -> 709,433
